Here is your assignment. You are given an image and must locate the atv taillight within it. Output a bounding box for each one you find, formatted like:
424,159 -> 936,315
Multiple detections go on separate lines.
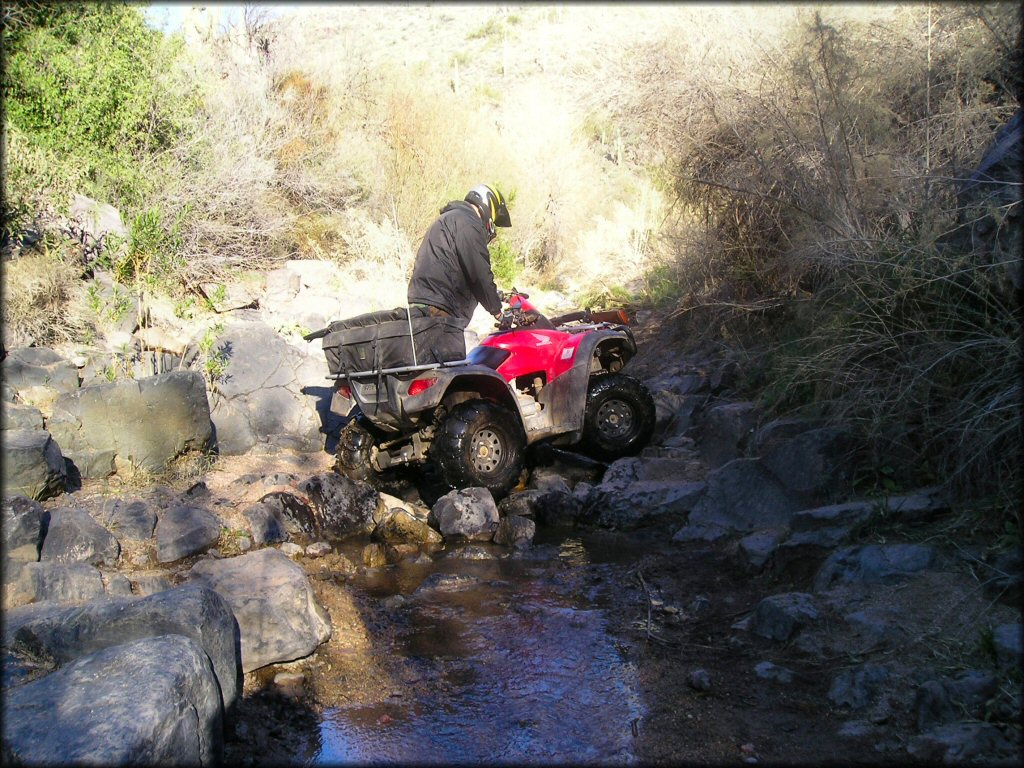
408,378 -> 436,397
336,382 -> 351,399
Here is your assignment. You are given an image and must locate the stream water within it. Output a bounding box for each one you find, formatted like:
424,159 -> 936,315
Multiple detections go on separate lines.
313,530 -> 650,765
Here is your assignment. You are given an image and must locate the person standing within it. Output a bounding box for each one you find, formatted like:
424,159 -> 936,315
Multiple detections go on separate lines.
407,184 -> 512,324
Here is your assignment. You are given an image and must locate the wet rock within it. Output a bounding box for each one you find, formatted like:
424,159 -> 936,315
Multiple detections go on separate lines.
385,543 -> 421,564
413,572 -> 480,595
493,515 -> 536,548
40,507 -> 120,567
188,548 -> 331,672
907,722 -> 1019,765
3,635 -> 222,766
155,505 -> 222,563
992,623 -> 1022,669
46,370 -> 212,477
499,490 -> 541,519
430,487 -> 500,542
1,428 -> 67,500
753,661 -> 794,683
374,508 -> 444,547
751,592 -> 821,642
273,671 -> 305,699
12,562 -> 105,606
687,668 -> 712,691
296,472 -> 378,539
362,543 -> 388,568
814,544 -> 937,592
101,498 -> 157,541
4,584 -> 242,716
828,664 -> 890,710
2,496 -> 48,579
592,478 -> 705,530
445,545 -> 496,561
675,459 -> 805,542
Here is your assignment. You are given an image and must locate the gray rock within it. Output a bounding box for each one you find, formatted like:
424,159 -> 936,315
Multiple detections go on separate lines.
814,544 -> 937,592
790,501 -> 875,532
102,498 -> 157,540
134,573 -> 173,596
243,498 -> 290,546
430,487 -> 500,541
882,488 -> 951,523
753,661 -> 794,683
736,528 -> 788,572
992,622 -> 1022,669
205,322 -> 324,454
3,635 -> 222,766
12,562 -> 105,605
4,584 -> 241,716
687,668 -> 713,691
828,663 -> 890,709
675,459 -> 805,541
2,496 -> 48,577
535,489 -> 587,528
907,722 -> 1019,765
493,515 -> 536,548
760,426 -> 857,502
40,507 -> 120,566
188,548 -> 331,672
279,542 -> 304,557
0,348 -> 80,393
915,671 -> 997,731
305,541 -> 332,557
155,505 -> 222,563
105,573 -> 133,596
374,508 -> 444,547
843,607 -> 907,651
1,402 -> 44,431
46,370 -> 212,477
0,428 -> 67,500
592,479 -> 705,530
296,472 -> 379,540
652,391 -> 704,442
748,418 -> 817,456
695,402 -> 758,468
413,572 -> 481,595
751,592 -> 821,642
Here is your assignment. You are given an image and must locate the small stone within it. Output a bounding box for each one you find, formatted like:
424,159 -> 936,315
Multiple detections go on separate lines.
687,668 -> 712,691
305,542 -> 332,558
237,536 -> 252,552
279,542 -> 303,557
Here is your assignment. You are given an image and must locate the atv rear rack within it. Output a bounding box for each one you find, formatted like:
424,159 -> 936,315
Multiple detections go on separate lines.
324,357 -> 472,380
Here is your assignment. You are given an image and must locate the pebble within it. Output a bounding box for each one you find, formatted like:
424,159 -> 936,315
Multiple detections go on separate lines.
279,542 -> 303,557
305,542 -> 333,557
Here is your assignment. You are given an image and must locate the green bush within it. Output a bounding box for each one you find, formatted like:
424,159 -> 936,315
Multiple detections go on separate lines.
3,1 -> 194,235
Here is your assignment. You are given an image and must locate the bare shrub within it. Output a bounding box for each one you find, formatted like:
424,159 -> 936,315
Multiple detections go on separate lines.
1,245 -> 90,348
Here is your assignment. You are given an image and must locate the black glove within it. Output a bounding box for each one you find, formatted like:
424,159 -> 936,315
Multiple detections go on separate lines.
497,309 -> 514,330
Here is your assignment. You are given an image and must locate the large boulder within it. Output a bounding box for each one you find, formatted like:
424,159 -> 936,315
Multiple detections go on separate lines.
674,458 -> 806,542
759,425 -> 858,503
694,401 -> 758,468
46,370 -> 212,477
2,402 -> 45,431
814,544 -> 937,592
587,455 -> 706,530
4,585 -> 242,716
188,548 -> 331,672
2,635 -> 223,766
0,428 -> 67,500
203,321 -> 325,454
39,507 -> 120,566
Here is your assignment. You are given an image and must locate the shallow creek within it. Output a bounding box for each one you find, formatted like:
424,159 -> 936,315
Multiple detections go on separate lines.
308,529 -> 651,765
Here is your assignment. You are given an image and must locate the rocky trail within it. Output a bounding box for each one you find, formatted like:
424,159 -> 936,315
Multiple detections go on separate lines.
2,262 -> 1021,765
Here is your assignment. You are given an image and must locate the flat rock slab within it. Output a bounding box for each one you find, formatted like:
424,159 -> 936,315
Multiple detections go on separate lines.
3,634 -> 222,766
12,562 -> 105,606
188,548 -> 331,672
0,428 -> 67,500
156,505 -> 222,563
40,507 -> 120,566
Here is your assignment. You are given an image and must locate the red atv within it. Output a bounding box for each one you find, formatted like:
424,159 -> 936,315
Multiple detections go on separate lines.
306,290 -> 655,497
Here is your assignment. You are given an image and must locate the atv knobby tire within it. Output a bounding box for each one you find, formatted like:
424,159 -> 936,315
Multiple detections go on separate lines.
336,417 -> 411,496
579,373 -> 655,460
435,400 -> 526,496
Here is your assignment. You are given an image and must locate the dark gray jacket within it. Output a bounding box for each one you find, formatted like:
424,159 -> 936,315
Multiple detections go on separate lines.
407,201 -> 502,320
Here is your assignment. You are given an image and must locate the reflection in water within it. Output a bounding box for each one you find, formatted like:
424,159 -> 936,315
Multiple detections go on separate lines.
316,533 -> 643,765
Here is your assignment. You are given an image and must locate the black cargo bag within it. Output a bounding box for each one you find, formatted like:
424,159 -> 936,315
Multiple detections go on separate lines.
320,307 -> 467,375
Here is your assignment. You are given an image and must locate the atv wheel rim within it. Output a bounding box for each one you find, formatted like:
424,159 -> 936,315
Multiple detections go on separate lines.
597,399 -> 634,439
471,429 -> 503,474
